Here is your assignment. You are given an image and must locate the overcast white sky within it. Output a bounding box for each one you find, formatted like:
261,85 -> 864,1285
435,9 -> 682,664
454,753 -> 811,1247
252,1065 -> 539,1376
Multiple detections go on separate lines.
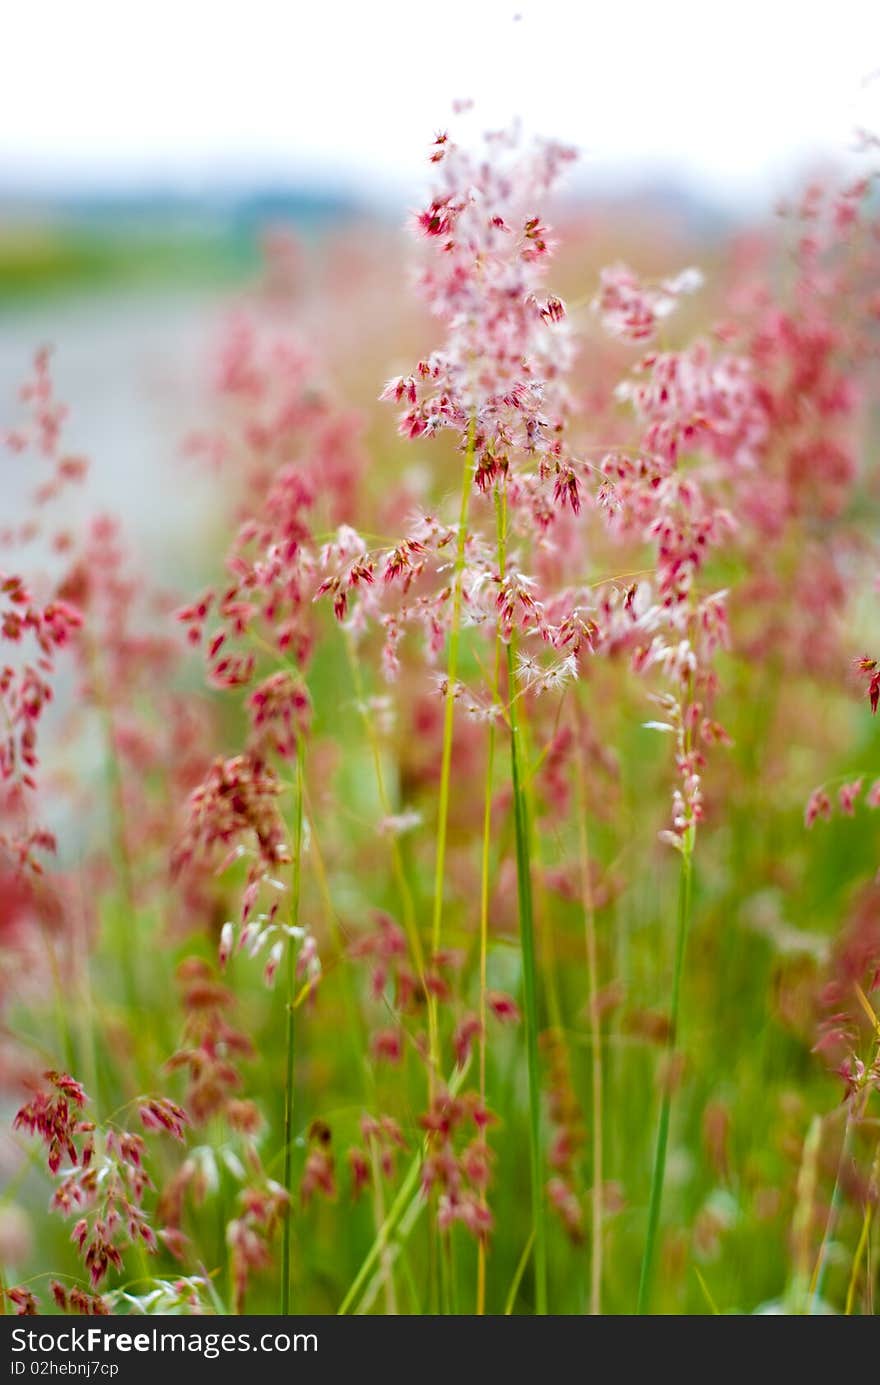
2,0 -> 879,203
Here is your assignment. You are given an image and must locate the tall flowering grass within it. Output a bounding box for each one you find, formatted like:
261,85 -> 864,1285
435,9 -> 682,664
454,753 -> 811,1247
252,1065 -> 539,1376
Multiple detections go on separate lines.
1,114 -> 880,1316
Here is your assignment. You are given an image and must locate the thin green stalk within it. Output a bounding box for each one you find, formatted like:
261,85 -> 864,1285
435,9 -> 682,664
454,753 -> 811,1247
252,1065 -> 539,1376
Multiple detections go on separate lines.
280,736 -> 305,1316
574,703 -> 604,1316
303,777 -> 405,1312
344,633 -> 435,1072
343,636 -> 436,1307
370,1147 -> 398,1315
358,1164 -> 433,1314
424,426 -> 474,1311
445,1234 -> 460,1315
431,421 -> 475,956
496,483 -> 547,1315
788,1115 -> 823,1313
846,1139 -> 879,1315
344,633 -> 424,973
337,1147 -> 421,1314
518,703 -> 564,1035
507,639 -> 548,1315
693,1266 -> 721,1315
504,1230 -> 536,1315
338,1063 -> 468,1315
809,1112 -> 853,1313
636,836 -> 693,1314
476,724 -> 495,1315
476,541 -> 505,1314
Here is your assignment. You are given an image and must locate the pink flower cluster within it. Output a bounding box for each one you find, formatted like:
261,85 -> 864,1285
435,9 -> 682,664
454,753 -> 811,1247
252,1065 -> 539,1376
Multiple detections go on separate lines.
13,1072 -> 187,1294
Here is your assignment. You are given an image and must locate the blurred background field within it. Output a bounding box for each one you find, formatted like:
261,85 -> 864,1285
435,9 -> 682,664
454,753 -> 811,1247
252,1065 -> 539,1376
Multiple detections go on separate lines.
3,0 -> 877,536
2,0 -> 880,1318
